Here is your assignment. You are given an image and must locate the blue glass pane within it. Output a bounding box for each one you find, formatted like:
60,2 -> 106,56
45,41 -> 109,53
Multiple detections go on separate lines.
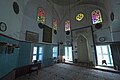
53,47 -> 58,58
39,55 -> 42,61
53,47 -> 57,52
39,47 -> 43,54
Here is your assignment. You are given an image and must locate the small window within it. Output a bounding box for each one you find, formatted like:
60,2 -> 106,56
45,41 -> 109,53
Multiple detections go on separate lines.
32,47 -> 37,62
38,47 -> 43,61
76,13 -> 84,21
96,45 -> 113,66
65,20 -> 70,31
53,47 -> 58,58
32,47 -> 43,62
39,47 -> 43,54
33,47 -> 37,54
37,7 -> 45,24
92,9 -> 102,24
33,55 -> 37,61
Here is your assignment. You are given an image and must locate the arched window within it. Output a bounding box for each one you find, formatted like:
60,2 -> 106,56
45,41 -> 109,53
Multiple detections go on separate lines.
37,7 -> 45,24
65,20 -> 70,31
92,9 -> 102,24
76,13 -> 84,21
52,18 -> 57,30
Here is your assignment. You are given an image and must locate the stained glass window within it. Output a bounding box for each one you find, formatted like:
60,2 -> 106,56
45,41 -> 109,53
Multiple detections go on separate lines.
65,20 -> 70,31
92,10 -> 102,24
52,18 -> 57,30
37,7 -> 45,24
76,13 -> 84,21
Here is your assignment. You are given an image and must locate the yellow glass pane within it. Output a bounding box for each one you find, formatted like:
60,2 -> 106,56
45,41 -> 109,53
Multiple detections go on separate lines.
76,13 -> 84,21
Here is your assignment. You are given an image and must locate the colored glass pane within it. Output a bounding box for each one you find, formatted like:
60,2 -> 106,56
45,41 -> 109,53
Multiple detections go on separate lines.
37,7 -> 45,24
65,20 -> 70,31
76,13 -> 84,21
92,10 -> 102,24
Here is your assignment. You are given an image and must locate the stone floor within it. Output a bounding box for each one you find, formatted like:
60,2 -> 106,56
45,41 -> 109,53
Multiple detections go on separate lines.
16,63 -> 120,80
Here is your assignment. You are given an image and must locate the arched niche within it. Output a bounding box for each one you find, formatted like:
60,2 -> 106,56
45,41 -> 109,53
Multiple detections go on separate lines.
77,34 -> 89,62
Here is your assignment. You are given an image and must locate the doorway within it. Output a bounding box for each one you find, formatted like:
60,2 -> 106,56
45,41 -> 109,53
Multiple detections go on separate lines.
65,46 -> 73,62
96,45 -> 114,66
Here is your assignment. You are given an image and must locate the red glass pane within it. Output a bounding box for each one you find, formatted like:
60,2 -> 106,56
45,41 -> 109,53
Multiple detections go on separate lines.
38,8 -> 44,17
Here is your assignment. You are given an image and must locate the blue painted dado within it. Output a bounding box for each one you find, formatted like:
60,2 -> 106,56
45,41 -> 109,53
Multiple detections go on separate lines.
0,35 -> 19,78
0,34 -> 57,78
34,43 -> 56,67
43,44 -> 53,67
0,35 -> 32,78
17,41 -> 32,67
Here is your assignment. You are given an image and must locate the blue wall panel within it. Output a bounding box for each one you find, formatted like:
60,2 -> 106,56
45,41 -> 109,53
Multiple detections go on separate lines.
0,35 -> 56,78
17,41 -> 31,67
34,43 -> 54,67
0,35 -> 19,78
43,44 -> 53,67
